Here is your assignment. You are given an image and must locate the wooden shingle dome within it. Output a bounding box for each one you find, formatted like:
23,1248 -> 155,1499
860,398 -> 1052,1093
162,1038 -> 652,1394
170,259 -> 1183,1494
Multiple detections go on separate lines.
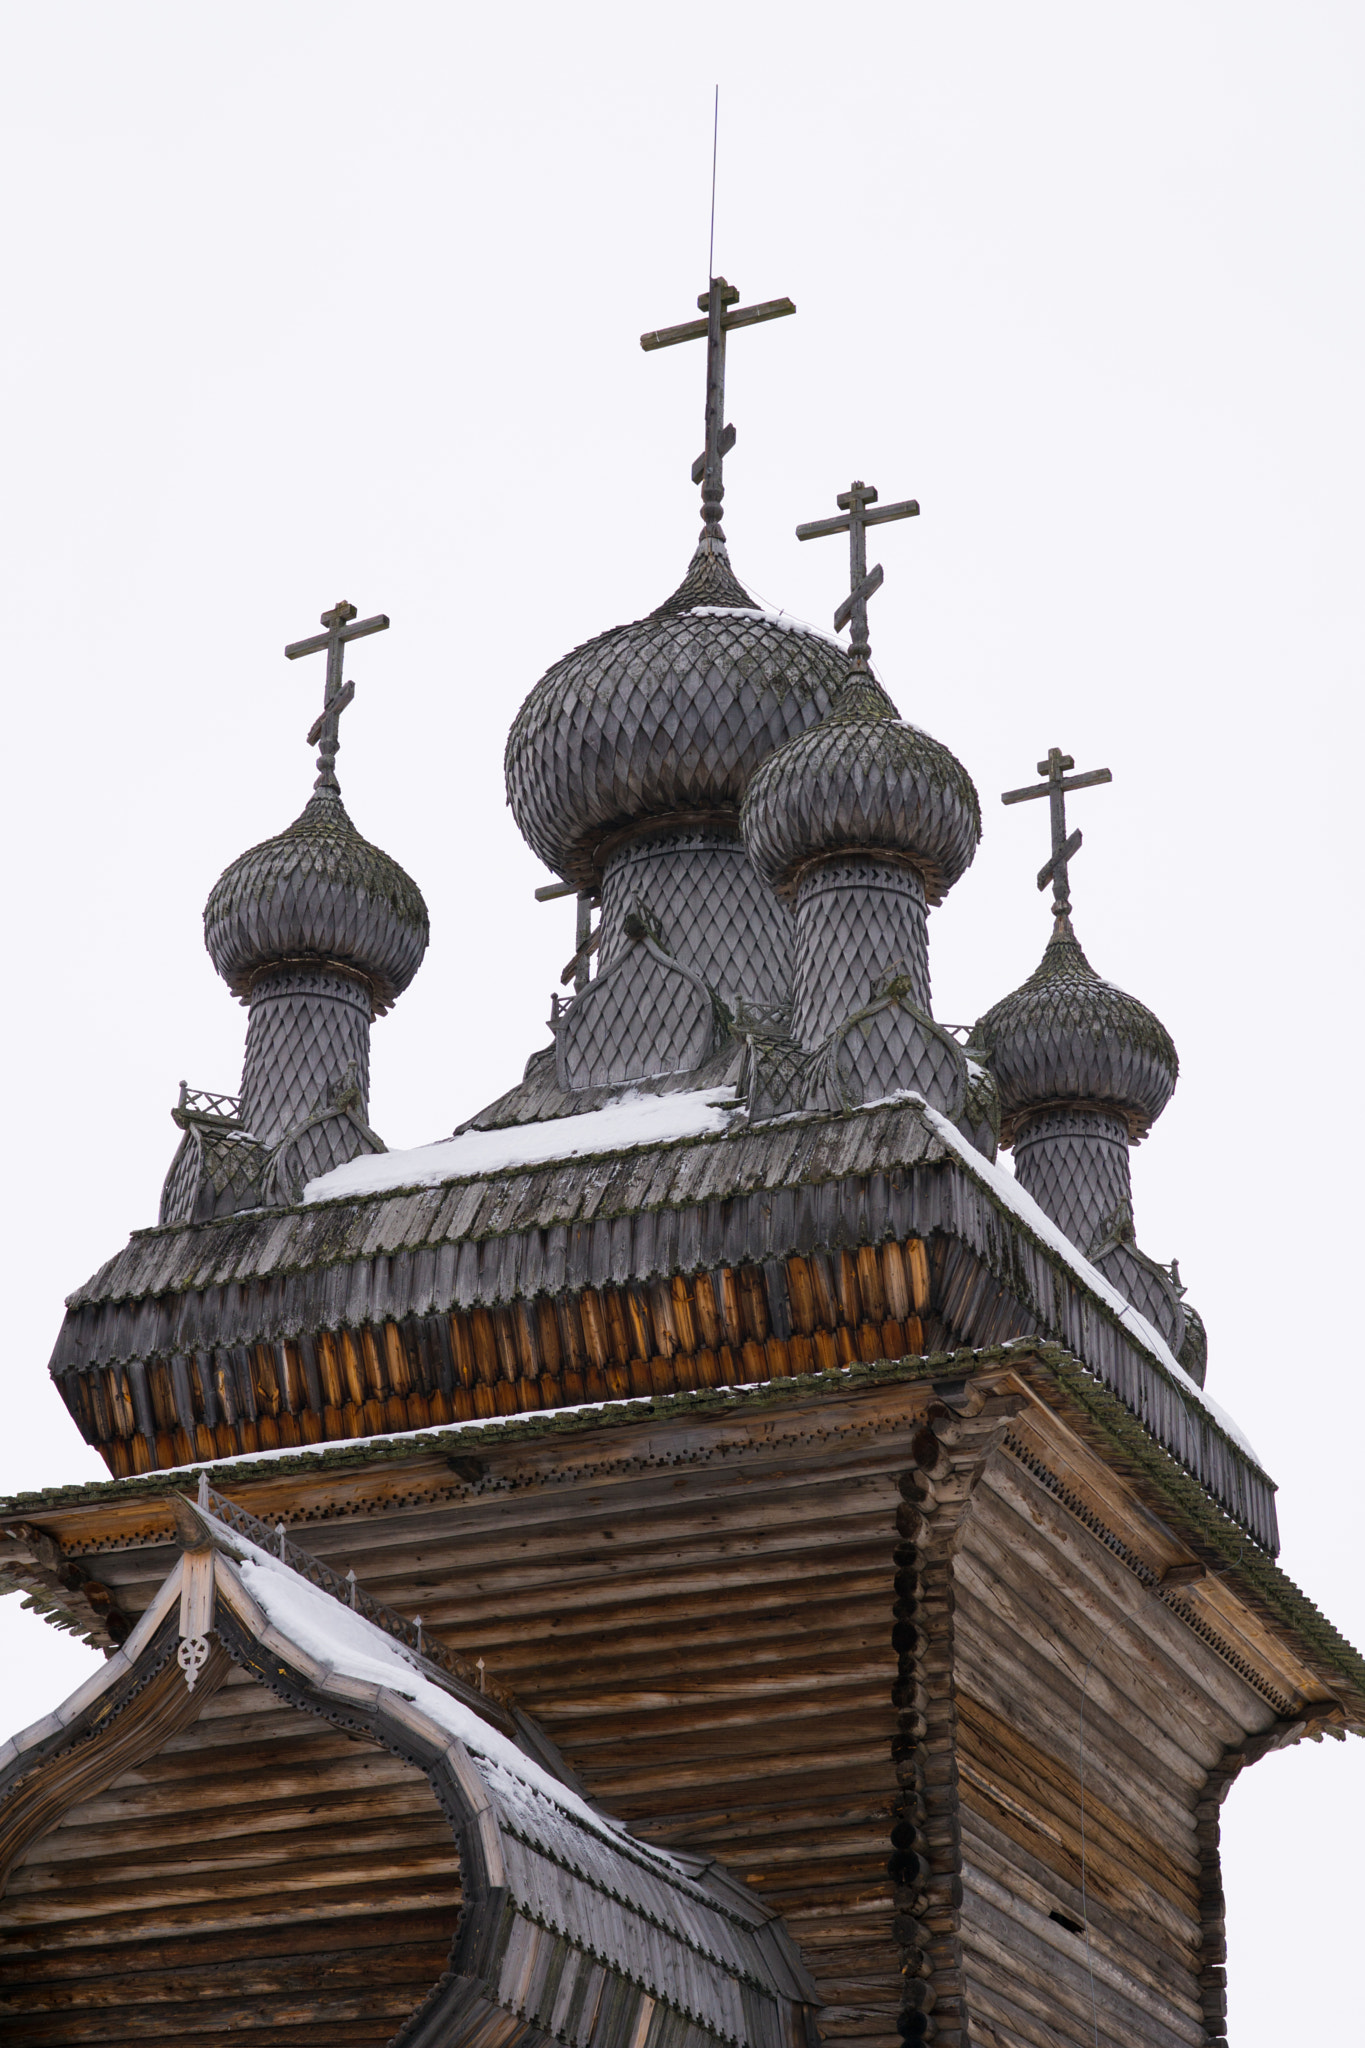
740,672 -> 981,905
970,915 -> 1178,1143
504,542 -> 858,888
204,785 -> 429,1015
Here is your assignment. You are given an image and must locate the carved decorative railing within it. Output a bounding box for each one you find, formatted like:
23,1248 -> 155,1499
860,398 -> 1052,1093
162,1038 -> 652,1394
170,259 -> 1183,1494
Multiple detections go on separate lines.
174,1083 -> 245,1125
195,1474 -> 511,1713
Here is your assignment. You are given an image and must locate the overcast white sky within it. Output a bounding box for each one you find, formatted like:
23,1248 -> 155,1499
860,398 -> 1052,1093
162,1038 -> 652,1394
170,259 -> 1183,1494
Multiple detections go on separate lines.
0,5 -> 1361,2038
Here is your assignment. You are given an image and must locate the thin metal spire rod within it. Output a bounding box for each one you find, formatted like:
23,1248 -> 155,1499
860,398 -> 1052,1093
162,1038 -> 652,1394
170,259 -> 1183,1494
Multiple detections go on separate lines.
708,87 -> 719,280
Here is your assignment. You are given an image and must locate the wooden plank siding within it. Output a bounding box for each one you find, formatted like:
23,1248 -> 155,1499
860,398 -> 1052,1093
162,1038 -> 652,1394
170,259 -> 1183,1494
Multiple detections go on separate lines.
0,1668 -> 462,2046
4,1375 -> 1341,2048
48,1411 -> 940,2047
950,1457 -> 1277,2048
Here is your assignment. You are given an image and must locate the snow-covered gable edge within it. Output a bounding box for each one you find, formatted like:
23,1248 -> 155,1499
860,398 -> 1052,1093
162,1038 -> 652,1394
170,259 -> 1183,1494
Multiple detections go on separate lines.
0,1504 -> 820,2048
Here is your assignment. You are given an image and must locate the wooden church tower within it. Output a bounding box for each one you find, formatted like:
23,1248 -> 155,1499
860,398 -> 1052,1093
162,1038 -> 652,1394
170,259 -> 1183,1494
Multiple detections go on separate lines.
1,275 -> 1360,2048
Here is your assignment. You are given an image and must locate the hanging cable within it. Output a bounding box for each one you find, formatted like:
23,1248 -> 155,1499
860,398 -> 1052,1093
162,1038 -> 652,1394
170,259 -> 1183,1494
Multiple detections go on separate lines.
708,86 -> 719,279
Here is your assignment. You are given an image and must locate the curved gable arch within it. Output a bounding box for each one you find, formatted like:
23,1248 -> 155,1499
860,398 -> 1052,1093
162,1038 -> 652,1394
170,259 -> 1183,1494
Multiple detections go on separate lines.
0,1519 -> 819,2048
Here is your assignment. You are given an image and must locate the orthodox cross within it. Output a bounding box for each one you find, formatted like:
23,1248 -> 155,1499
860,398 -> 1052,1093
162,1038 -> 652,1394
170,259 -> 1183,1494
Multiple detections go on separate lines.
641,277 -> 795,542
284,600 -> 389,790
1001,746 -> 1113,919
795,480 -> 919,666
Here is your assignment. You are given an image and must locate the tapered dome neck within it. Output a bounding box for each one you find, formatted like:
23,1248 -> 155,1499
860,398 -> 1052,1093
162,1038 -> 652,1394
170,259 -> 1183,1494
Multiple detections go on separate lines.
648,538 -> 753,617
1033,911 -> 1097,976
826,671 -> 897,723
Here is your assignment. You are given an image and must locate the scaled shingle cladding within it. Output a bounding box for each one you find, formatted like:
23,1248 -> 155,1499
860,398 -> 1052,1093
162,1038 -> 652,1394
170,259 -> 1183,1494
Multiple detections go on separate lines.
1012,1110 -> 1133,1256
557,942 -> 716,1090
828,1002 -> 966,1117
240,968 -> 373,1144
597,831 -> 795,1014
504,542 -> 870,886
970,916 -> 1178,1142
792,859 -> 930,1043
204,787 -> 429,1012
741,675 -> 981,906
1097,1239 -> 1185,1359
49,1097 -> 1276,1551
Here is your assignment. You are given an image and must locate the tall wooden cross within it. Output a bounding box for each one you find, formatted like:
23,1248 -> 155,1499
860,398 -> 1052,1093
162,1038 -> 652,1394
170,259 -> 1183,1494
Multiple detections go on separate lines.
1001,746 -> 1113,919
284,600 -> 389,790
641,277 -> 795,542
795,480 -> 919,666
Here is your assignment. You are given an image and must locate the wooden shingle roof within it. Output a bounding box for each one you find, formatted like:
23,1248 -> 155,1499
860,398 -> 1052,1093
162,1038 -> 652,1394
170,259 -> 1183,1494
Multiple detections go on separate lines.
49,1098 -> 1278,1550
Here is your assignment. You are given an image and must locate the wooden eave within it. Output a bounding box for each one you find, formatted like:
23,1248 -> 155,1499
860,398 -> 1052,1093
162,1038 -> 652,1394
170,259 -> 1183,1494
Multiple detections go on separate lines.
6,1348 -> 1363,1729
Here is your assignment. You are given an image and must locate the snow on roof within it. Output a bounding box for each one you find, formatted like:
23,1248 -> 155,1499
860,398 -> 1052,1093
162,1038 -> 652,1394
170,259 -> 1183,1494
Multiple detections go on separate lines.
303,1079 -> 1260,1472
689,603 -> 844,649
304,1087 -> 740,1204
150,1399 -> 616,1478
226,1517 -> 679,1860
907,1096 -> 1264,1469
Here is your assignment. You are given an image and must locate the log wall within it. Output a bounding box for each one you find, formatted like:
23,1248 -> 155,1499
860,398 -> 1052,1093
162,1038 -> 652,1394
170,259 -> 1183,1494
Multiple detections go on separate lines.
949,1454 -> 1276,2048
10,1377 -> 1318,2048
0,1664 -> 461,2045
60,1404 -> 941,2047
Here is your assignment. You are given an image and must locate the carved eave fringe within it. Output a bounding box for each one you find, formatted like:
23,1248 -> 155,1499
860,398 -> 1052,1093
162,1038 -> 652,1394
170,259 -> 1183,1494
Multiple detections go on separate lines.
50,1101 -> 1278,1549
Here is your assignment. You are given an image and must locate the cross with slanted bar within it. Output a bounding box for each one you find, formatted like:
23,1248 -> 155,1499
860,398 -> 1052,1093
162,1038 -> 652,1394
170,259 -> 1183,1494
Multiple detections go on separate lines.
285,601 -> 389,791
641,277 -> 795,544
795,481 -> 919,666
1001,747 -> 1113,919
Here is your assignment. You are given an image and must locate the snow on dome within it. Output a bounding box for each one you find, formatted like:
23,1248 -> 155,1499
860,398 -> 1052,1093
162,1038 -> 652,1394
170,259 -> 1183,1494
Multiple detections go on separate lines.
688,604 -> 845,649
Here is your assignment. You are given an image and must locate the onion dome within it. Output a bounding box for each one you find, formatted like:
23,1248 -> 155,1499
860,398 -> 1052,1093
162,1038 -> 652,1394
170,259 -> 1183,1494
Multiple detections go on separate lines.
204,784 -> 429,1015
740,672 -> 981,905
969,916 -> 1178,1144
504,543 -> 863,889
